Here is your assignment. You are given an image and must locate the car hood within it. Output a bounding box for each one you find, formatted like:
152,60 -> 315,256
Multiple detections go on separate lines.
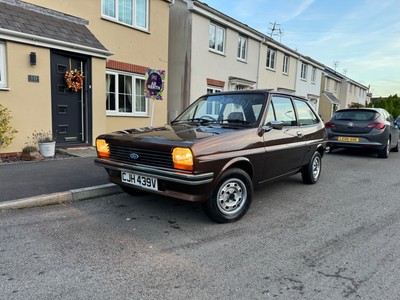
98,124 -> 239,147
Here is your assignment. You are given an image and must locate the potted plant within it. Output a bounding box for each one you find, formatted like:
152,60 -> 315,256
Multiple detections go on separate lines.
30,130 -> 56,158
21,145 -> 43,161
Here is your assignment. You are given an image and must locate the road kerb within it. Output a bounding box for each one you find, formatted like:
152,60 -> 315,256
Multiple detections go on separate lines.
0,183 -> 122,211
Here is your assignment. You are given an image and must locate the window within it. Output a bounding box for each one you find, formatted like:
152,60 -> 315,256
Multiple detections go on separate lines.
106,71 -> 147,116
311,67 -> 316,83
266,48 -> 276,70
282,55 -> 289,74
294,99 -> 319,126
0,42 -> 6,88
102,0 -> 148,30
209,23 -> 225,53
300,63 -> 307,80
266,96 -> 296,126
325,78 -> 330,91
207,86 -> 222,94
349,84 -> 353,94
334,81 -> 338,93
237,35 -> 247,61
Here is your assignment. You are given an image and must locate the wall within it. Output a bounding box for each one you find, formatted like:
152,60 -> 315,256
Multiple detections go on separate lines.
1,42 -> 52,153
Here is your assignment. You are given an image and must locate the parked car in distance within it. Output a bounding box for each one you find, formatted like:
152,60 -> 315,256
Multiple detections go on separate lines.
325,108 -> 399,158
95,90 -> 327,223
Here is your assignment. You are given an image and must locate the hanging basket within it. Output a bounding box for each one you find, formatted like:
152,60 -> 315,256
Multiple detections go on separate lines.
65,69 -> 84,92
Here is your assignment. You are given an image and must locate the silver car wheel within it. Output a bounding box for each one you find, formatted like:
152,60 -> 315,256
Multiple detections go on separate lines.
386,138 -> 390,156
216,178 -> 247,216
312,155 -> 321,180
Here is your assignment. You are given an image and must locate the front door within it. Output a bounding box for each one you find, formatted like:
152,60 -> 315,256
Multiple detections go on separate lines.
50,51 -> 92,146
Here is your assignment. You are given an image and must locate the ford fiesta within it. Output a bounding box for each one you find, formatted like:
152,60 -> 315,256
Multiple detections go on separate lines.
95,90 -> 327,223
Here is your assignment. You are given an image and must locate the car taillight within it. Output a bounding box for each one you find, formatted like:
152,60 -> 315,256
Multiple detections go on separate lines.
325,121 -> 335,128
368,122 -> 385,130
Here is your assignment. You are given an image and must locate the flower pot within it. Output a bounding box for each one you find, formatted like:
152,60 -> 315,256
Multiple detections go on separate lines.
39,141 -> 56,158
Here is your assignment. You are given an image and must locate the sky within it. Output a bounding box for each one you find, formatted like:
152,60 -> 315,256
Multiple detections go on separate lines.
202,0 -> 400,97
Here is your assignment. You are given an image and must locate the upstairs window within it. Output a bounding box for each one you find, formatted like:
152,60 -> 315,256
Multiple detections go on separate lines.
266,48 -> 276,70
106,71 -> 147,116
209,23 -> 225,53
237,35 -> 247,61
0,42 -> 6,88
102,0 -> 148,30
282,55 -> 289,74
311,67 -> 316,83
300,63 -> 308,80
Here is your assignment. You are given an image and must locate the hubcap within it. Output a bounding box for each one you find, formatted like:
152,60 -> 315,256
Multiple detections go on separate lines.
312,156 -> 321,179
216,179 -> 247,215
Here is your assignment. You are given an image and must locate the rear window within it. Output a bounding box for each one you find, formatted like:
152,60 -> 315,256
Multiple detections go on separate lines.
334,110 -> 377,121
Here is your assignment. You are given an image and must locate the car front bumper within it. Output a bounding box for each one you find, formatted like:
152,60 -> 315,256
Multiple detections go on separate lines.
95,158 -> 214,202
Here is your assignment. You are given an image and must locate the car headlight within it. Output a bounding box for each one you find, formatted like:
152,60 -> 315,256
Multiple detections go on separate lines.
172,147 -> 193,171
96,139 -> 110,158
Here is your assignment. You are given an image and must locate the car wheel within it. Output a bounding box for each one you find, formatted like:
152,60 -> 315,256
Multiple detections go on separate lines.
391,139 -> 399,152
301,151 -> 322,184
378,138 -> 390,158
202,168 -> 253,223
121,185 -> 147,196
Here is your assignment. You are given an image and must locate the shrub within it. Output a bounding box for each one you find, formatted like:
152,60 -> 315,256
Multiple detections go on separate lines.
0,104 -> 18,148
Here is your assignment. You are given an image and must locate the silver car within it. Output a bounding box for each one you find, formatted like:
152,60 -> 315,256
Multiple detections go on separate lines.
325,108 -> 399,158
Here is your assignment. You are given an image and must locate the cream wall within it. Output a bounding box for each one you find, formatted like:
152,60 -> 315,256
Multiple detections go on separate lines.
1,42 -> 52,153
189,13 -> 260,102
257,44 -> 297,92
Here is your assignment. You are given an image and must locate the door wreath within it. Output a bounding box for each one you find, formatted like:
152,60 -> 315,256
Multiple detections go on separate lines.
64,69 -> 84,92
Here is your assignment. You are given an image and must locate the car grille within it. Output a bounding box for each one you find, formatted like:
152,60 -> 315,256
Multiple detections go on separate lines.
109,144 -> 173,168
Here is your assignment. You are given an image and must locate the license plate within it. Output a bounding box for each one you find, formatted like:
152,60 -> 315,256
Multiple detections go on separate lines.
338,136 -> 360,142
121,171 -> 158,191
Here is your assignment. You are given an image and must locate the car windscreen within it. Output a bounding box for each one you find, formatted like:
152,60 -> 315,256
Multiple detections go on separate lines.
172,93 -> 267,126
334,110 -> 378,121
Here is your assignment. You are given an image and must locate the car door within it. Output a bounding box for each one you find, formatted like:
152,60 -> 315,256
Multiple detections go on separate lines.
261,95 -> 306,182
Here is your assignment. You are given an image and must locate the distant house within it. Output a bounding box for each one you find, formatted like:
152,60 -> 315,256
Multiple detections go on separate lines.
318,67 -> 370,121
0,0 -> 170,155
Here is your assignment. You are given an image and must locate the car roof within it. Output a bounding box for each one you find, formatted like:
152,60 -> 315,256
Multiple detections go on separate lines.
204,89 -> 308,101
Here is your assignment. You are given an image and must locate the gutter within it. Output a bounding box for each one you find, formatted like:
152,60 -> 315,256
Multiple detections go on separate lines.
0,28 -> 113,58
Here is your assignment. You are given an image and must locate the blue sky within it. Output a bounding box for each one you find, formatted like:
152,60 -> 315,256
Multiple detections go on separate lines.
202,0 -> 400,97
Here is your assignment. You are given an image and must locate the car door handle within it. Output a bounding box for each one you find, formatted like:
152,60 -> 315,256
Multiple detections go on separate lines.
297,131 -> 303,137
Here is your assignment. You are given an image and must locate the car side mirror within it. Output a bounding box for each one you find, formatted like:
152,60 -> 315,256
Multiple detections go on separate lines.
259,121 -> 284,135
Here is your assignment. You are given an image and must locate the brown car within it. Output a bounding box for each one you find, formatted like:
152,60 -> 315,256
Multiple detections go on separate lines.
95,90 -> 327,223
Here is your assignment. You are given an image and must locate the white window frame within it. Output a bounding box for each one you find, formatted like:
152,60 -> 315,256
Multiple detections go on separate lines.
300,63 -> 308,80
282,55 -> 289,74
325,78 -> 330,91
106,70 -> 147,116
101,0 -> 148,30
207,86 -> 222,94
266,48 -> 276,70
209,23 -> 225,54
0,42 -> 7,88
311,67 -> 316,83
334,81 -> 338,93
237,35 -> 247,61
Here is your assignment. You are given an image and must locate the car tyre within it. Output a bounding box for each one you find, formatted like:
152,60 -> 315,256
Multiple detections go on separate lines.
202,168 -> 253,223
378,138 -> 390,158
301,151 -> 322,184
121,185 -> 147,196
391,139 -> 399,152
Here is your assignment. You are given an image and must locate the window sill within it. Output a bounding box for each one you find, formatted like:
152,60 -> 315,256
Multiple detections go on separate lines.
266,67 -> 276,72
208,49 -> 226,57
106,113 -> 149,118
0,87 -> 10,91
101,16 -> 149,34
237,58 -> 247,63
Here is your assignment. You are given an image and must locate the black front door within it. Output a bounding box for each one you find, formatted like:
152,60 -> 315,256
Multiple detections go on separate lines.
51,51 -> 92,146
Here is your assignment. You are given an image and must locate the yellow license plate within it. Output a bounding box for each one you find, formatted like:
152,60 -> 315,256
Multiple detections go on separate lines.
338,136 -> 359,142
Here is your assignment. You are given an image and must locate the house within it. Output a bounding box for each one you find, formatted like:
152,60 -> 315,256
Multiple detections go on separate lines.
168,0 -> 264,121
0,0 -> 170,155
319,68 -> 343,121
318,67 -> 371,121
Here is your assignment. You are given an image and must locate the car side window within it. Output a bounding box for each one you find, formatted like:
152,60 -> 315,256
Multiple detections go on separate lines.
294,99 -> 319,126
266,96 -> 297,126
